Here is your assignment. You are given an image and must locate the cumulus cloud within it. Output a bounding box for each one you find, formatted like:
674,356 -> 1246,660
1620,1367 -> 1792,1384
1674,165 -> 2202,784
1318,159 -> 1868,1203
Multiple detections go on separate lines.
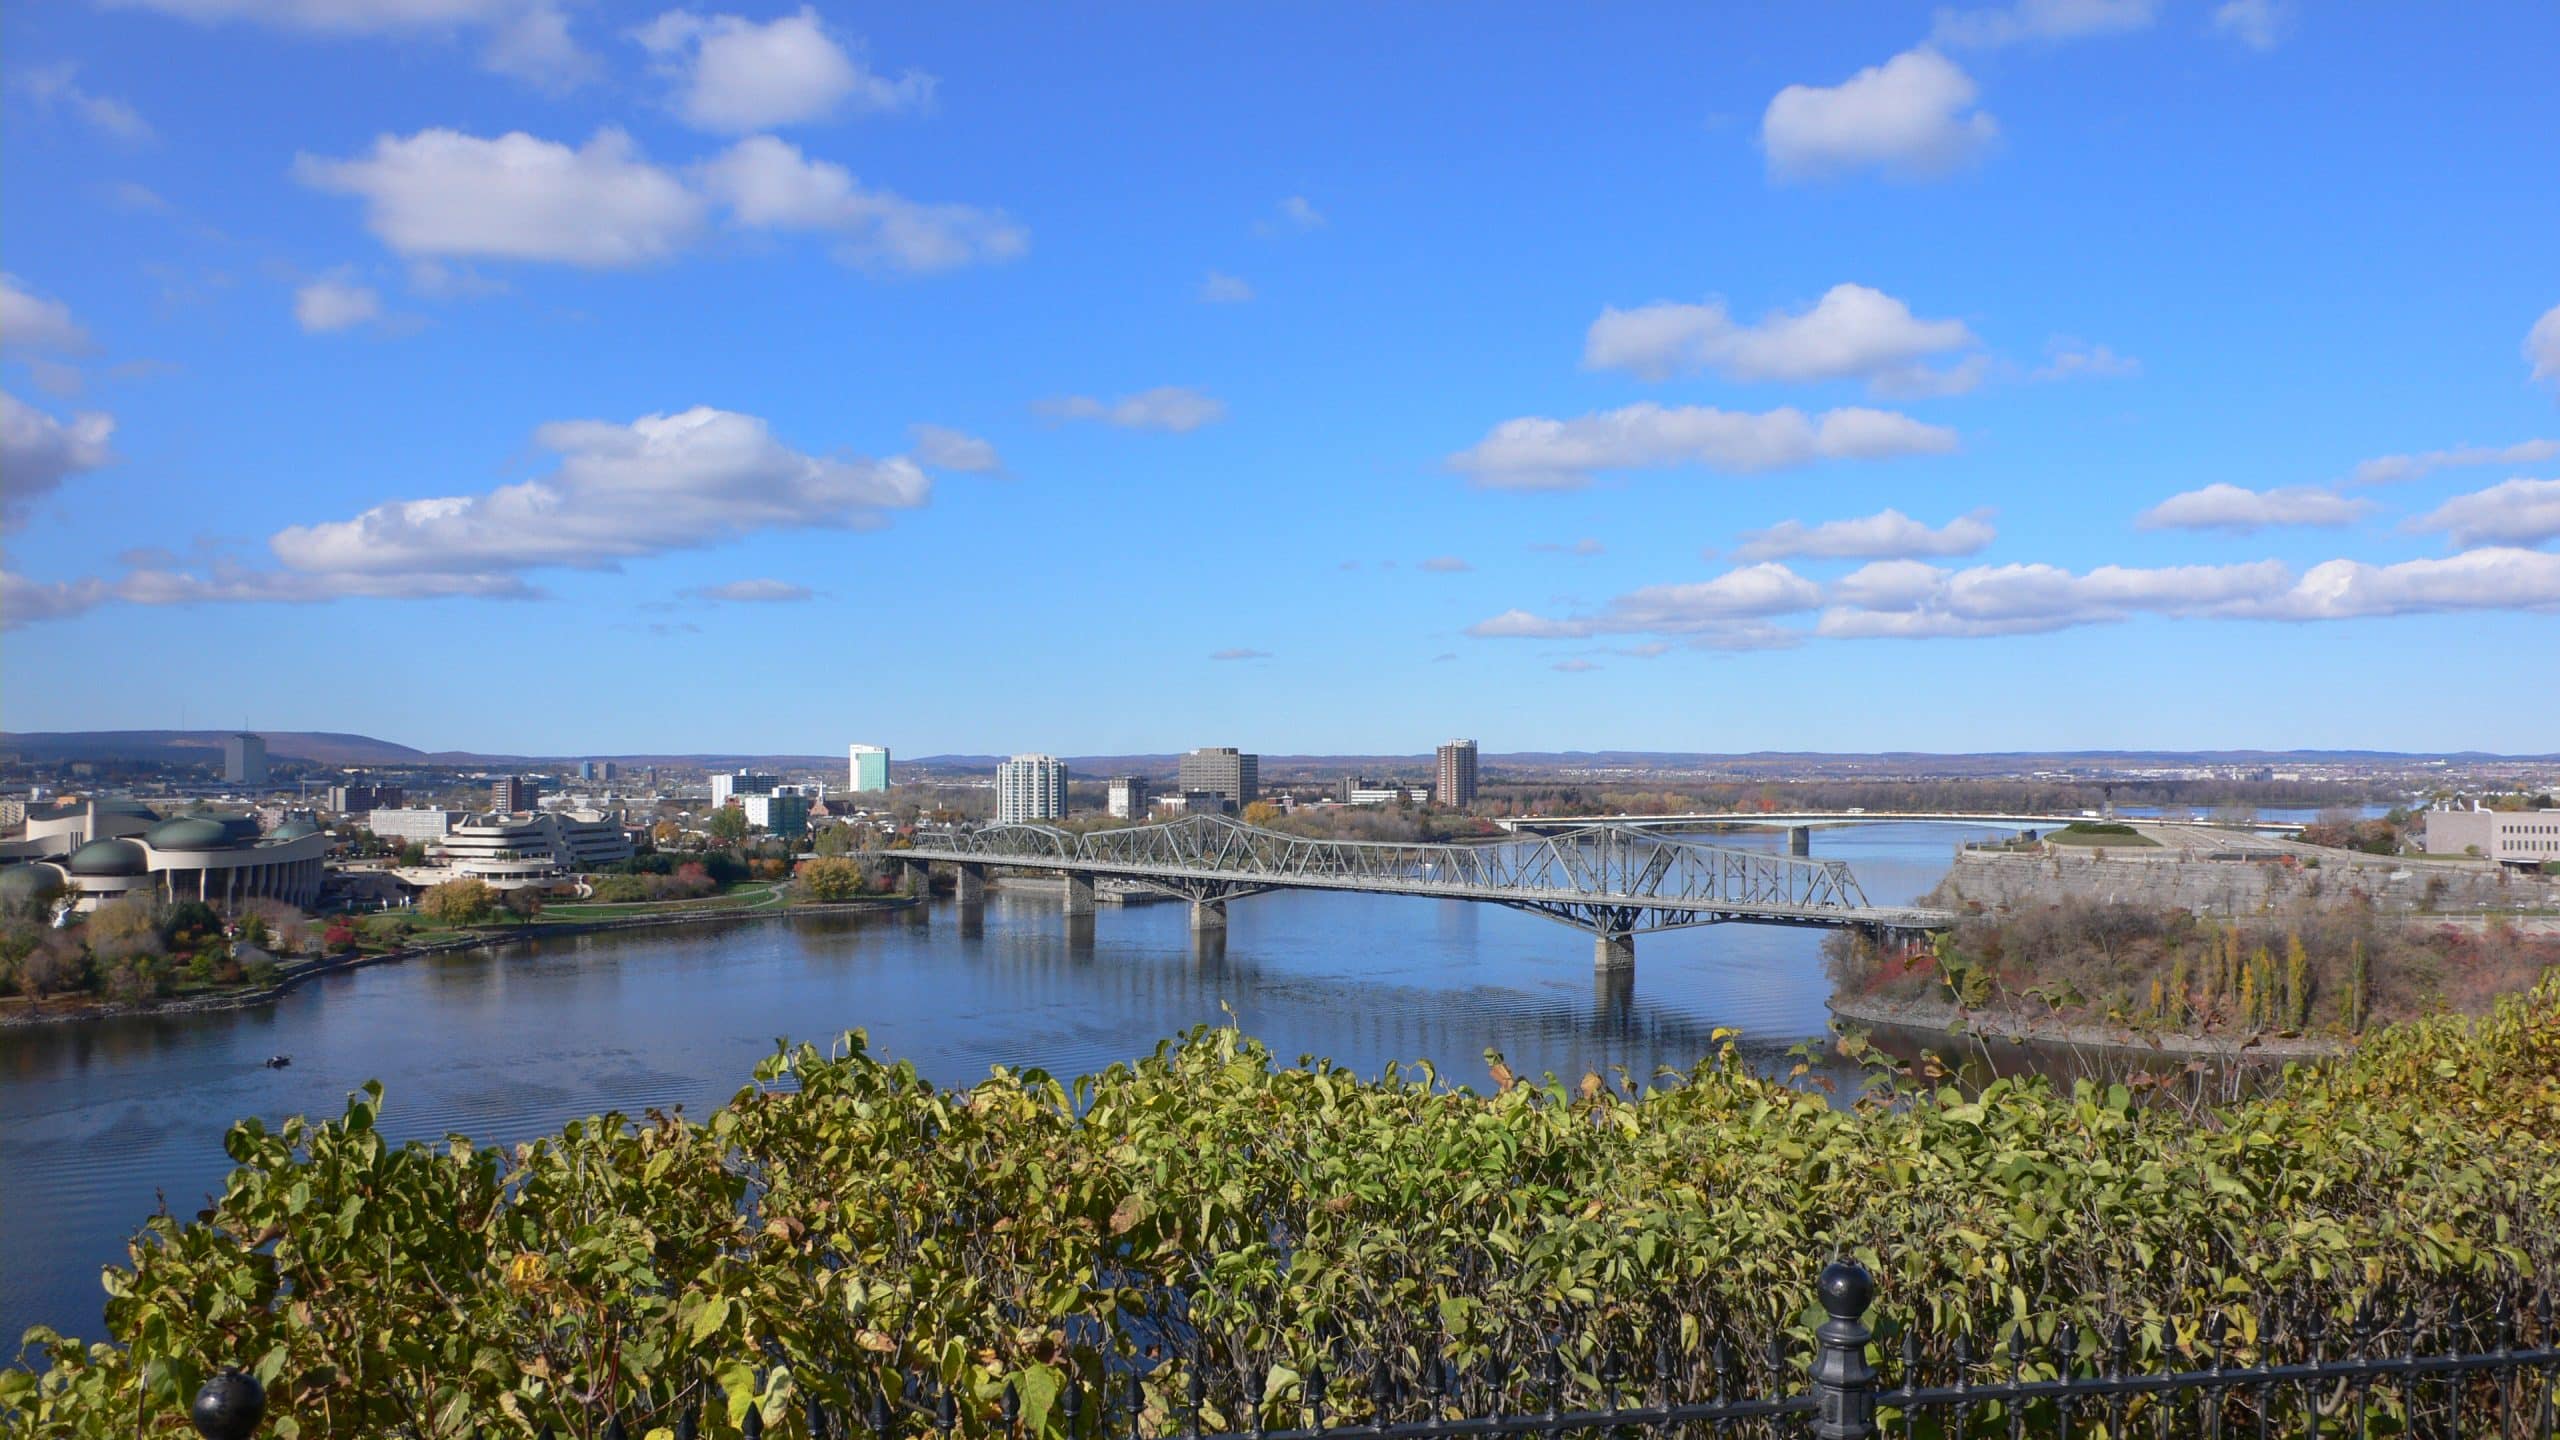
2033,339 -> 2141,380
14,63 -> 153,143
105,0 -> 591,88
1419,555 -> 1472,573
684,578 -> 815,603
1,390 -> 115,528
297,129 -> 704,267
1584,283 -> 1979,393
1449,403 -> 1957,491
267,406 -> 928,580
1734,507 -> 1997,561
2212,0 -> 2289,50
2529,304 -> 2560,395
2350,438 -> 2559,486
1932,0 -> 2159,48
1197,271 -> 1254,303
293,275 -> 383,333
1469,563 -> 1823,640
2136,483 -> 2373,534
1209,647 -> 1270,661
695,136 -> 1025,271
1552,659 -> 1599,673
1278,195 -> 1324,230
1761,48 -> 1997,183
1,275 -> 93,353
907,424 -> 1001,474
636,7 -> 930,132
2412,478 -> 2560,549
1037,387 -> 1227,433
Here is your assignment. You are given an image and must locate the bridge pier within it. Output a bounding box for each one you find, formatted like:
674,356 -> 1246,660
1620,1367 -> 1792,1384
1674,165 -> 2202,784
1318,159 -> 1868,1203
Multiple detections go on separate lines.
1788,826 -> 1811,857
1189,898 -> 1227,931
1595,931 -> 1635,971
952,862 -> 986,905
1062,871 -> 1095,918
900,859 -> 933,897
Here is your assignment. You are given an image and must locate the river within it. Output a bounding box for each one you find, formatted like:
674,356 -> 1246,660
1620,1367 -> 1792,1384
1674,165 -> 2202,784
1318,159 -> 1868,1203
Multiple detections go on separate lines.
0,822 -> 1994,1344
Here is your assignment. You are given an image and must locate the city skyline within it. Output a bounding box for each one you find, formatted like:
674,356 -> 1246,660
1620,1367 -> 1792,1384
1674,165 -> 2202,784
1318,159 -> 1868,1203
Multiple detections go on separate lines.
5,4 -> 2557,754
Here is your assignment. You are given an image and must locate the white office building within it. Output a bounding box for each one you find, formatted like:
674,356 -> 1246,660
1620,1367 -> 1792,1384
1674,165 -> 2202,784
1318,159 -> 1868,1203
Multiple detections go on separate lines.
848,744 -> 891,792
710,770 -> 779,808
997,754 -> 1068,825
436,810 -> 634,884
1107,776 -> 1150,820
370,808 -> 464,843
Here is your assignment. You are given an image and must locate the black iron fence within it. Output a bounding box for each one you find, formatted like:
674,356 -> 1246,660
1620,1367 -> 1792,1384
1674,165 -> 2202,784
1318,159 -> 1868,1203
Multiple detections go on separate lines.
186,1261 -> 2560,1440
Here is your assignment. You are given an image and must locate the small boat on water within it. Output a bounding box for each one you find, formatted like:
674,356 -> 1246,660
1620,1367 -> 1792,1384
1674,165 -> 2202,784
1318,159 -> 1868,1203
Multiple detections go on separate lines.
263,1055 -> 291,1070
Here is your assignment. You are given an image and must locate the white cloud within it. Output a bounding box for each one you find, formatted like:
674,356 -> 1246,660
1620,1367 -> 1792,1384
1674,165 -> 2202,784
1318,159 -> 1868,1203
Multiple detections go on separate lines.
1037,387 -> 1227,433
2033,339 -> 2141,380
15,63 -> 153,143
103,0 -> 591,88
268,405 -> 929,581
1469,563 -> 1823,639
2529,304 -> 2560,395
1,275 -> 93,353
297,129 -> 704,268
1420,555 -> 1472,573
1,390 -> 115,528
1278,195 -> 1324,230
1761,48 -> 1997,183
1529,537 -> 1607,556
1450,403 -> 1957,490
1735,507 -> 1997,561
2211,0 -> 2288,50
695,136 -> 1026,271
1932,0 -> 2159,48
908,423 -> 1002,474
1209,647 -> 1271,661
2412,478 -> 2560,549
293,275 -> 383,333
1552,659 -> 1600,673
2350,438 -> 2560,486
1584,283 -> 1978,393
2136,483 -> 2373,534
1,571 -> 112,626
1198,271 -> 1254,303
635,7 -> 930,133
684,578 -> 814,603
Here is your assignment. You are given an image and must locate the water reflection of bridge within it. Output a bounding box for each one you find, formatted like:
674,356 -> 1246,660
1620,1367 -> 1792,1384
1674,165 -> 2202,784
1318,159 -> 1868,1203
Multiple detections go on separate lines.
861,814 -> 1952,971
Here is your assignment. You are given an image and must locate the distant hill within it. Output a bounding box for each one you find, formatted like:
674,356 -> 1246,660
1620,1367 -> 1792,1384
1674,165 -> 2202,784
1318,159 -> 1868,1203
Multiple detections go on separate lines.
1,730 -> 432,767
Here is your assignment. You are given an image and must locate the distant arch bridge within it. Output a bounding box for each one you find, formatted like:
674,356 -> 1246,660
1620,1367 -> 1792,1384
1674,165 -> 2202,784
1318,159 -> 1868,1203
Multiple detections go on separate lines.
861,813 -> 1953,970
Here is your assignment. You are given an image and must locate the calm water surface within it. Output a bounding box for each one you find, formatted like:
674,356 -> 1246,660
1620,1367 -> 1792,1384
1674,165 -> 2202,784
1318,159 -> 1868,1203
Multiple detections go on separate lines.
0,822 -> 1990,1344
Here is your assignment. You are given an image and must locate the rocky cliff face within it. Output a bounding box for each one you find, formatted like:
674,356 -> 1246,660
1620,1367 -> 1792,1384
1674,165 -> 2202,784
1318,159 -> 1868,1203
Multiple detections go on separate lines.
1939,846 -> 2555,917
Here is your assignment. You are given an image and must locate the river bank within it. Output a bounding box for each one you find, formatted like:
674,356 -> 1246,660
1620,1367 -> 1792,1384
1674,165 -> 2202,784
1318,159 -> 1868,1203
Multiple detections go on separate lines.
1827,989 -> 2348,1059
0,894 -> 921,1030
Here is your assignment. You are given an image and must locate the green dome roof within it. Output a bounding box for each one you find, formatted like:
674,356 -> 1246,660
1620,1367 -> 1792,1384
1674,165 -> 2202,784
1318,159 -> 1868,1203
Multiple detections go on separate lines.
145,816 -> 233,850
267,818 -> 322,841
0,864 -> 68,903
67,838 -> 150,877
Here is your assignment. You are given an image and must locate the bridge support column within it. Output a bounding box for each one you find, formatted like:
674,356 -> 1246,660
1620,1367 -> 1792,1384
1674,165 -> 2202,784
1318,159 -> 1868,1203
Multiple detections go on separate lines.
1595,931 -> 1635,971
1189,898 -> 1227,931
901,859 -> 933,896
1788,826 -> 1811,857
953,863 -> 986,905
1062,872 -> 1095,918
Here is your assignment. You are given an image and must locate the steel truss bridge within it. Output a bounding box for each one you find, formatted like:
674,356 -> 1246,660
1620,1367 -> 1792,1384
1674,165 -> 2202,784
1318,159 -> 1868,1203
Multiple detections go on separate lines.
864,813 -> 1953,969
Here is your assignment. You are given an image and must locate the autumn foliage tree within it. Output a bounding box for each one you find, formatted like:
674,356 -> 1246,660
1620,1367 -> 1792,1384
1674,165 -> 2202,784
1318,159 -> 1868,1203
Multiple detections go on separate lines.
420,878 -> 495,927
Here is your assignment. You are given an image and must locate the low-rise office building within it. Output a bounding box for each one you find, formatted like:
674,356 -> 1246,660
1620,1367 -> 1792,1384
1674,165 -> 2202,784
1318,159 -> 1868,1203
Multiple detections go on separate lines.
370,808 -> 464,843
435,810 -> 635,885
2423,809 -> 2560,867
740,787 -> 813,838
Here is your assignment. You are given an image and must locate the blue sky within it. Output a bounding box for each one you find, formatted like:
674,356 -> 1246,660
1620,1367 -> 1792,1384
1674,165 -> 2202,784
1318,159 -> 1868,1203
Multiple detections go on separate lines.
3,1 -> 2556,758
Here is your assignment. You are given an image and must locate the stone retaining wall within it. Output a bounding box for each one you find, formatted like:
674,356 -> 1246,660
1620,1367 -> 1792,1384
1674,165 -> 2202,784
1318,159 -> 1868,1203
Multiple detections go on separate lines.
1941,847 -> 2557,917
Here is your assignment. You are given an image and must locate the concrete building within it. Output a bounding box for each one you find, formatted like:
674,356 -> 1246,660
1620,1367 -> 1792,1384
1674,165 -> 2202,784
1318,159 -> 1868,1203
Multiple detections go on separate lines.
436,810 -> 633,885
328,783 -> 403,813
491,775 -> 541,813
1345,781 -> 1429,806
1164,789 -> 1230,816
1,811 -> 328,913
1107,775 -> 1151,820
224,733 -> 270,787
1435,739 -> 1479,809
848,744 -> 891,793
997,754 -> 1068,824
740,787 -> 813,838
2424,809 -> 2560,867
1178,747 -> 1258,812
370,808 -> 463,843
711,770 -> 780,808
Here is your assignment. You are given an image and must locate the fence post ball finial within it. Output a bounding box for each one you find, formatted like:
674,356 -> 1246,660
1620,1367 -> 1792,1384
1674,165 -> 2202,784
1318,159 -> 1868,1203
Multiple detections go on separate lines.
1819,1260 -> 1873,1321
191,1369 -> 265,1440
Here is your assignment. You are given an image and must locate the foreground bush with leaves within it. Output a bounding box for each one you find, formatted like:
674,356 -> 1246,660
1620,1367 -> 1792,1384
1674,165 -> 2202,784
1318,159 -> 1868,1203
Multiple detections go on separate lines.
9,977 -> 2560,1438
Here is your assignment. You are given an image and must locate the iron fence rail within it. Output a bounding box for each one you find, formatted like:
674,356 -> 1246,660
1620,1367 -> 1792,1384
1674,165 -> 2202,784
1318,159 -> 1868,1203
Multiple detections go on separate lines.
183,1261 -> 2559,1440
